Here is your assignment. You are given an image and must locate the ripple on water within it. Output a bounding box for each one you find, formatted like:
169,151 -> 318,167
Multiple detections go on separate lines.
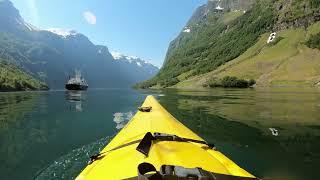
35,136 -> 112,180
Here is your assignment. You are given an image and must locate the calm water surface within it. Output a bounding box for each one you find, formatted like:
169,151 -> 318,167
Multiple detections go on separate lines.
0,88 -> 319,180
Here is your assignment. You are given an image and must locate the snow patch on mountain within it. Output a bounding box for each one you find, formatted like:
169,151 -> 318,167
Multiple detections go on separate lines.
110,51 -> 140,61
110,51 -> 123,60
111,51 -> 154,65
183,28 -> 191,33
110,51 -> 159,74
45,28 -> 78,38
215,5 -> 224,10
127,55 -> 139,60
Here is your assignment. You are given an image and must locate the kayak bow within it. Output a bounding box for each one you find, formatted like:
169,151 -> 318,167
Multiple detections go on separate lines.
77,95 -> 256,180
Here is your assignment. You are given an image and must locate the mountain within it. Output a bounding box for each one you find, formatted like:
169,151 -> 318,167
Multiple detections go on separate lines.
45,28 -> 78,38
136,0 -> 320,88
0,0 -> 37,33
0,60 -> 48,91
111,51 -> 159,80
0,0 -> 158,90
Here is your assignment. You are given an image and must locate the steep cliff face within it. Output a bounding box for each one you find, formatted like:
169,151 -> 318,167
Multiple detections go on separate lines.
167,0 -> 255,62
0,0 -> 34,32
136,0 -> 320,88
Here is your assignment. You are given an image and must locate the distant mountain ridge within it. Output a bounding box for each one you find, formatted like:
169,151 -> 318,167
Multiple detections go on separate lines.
45,28 -> 79,38
0,0 -> 159,89
136,0 -> 320,88
111,51 -> 159,74
110,52 -> 159,83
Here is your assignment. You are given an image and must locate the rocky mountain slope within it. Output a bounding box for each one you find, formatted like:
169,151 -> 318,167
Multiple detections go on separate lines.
136,0 -> 320,88
0,0 -> 158,90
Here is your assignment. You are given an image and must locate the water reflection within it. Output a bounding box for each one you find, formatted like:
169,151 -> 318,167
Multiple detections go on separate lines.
0,92 -> 47,178
0,92 -> 41,131
0,89 -> 146,180
65,91 -> 87,112
153,88 -> 320,180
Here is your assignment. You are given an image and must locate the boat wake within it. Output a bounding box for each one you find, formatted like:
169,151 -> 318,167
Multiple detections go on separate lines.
113,111 -> 133,129
35,136 -> 112,180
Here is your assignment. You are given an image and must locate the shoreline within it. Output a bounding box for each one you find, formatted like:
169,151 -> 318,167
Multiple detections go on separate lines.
145,85 -> 320,91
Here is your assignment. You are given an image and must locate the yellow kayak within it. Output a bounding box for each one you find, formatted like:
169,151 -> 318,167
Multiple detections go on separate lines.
76,95 -> 256,180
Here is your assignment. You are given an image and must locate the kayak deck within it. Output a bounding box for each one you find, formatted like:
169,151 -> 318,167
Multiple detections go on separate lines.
77,95 -> 255,180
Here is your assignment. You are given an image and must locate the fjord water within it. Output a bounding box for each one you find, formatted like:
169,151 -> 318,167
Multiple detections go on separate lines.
0,89 -> 146,180
0,89 -> 319,179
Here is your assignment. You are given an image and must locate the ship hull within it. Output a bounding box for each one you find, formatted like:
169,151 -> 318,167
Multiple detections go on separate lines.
65,84 -> 88,91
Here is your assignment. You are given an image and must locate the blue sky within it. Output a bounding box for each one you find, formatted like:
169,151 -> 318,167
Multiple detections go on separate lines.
10,0 -> 207,67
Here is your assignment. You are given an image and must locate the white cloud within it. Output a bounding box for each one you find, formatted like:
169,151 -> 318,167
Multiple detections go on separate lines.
83,11 -> 97,25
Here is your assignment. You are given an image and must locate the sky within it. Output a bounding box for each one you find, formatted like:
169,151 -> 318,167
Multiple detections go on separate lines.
10,0 -> 207,67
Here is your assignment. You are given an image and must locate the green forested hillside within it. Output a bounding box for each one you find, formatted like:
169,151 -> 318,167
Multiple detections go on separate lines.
0,60 -> 48,91
136,0 -> 320,88
177,22 -> 320,88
